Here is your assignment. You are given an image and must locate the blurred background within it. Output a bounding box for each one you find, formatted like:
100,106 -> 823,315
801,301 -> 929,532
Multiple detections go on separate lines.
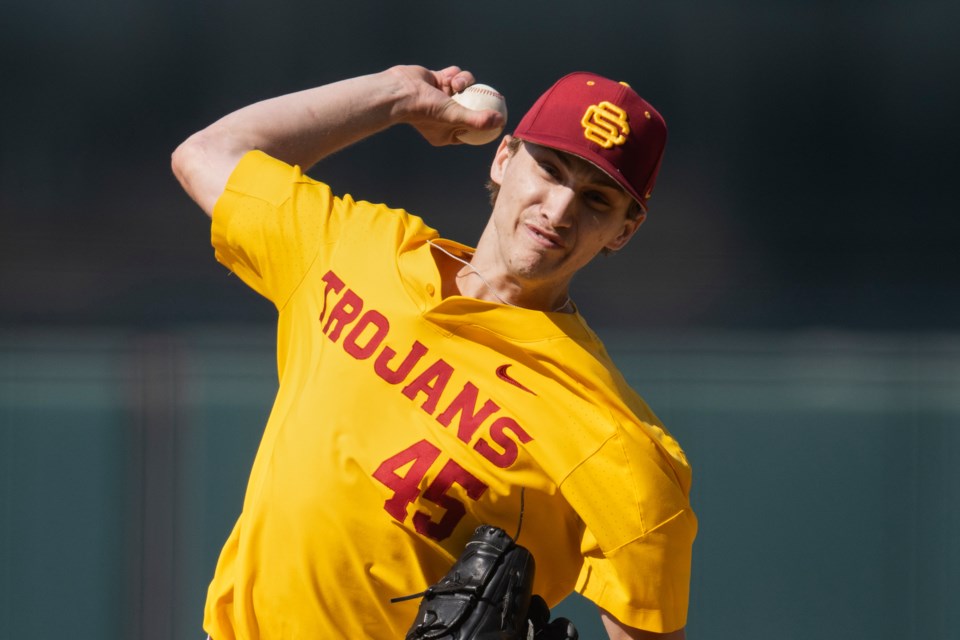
1,1 -> 958,638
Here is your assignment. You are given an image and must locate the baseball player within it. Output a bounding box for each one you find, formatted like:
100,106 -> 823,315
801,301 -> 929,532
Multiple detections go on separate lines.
172,64 -> 696,639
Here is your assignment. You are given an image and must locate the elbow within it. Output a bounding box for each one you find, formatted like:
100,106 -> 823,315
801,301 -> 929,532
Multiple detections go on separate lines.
171,131 -> 222,217
170,138 -> 190,185
171,133 -> 203,197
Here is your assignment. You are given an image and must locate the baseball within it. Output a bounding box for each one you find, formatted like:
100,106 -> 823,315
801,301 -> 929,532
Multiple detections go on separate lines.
451,84 -> 508,145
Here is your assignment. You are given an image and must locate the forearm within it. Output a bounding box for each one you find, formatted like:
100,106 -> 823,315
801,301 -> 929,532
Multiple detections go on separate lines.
197,71 -> 405,168
171,69 -> 406,215
172,64 -> 504,216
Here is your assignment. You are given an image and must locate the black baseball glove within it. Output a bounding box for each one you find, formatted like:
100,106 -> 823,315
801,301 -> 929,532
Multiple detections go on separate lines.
394,525 -> 577,640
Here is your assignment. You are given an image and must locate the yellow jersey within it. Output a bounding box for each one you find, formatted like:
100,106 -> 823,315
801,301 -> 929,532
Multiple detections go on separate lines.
204,151 -> 696,638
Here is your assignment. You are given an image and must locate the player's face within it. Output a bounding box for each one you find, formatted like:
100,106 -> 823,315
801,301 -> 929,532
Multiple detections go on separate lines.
486,138 -> 644,287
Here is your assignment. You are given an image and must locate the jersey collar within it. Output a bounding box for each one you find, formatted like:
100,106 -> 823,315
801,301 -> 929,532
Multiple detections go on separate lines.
400,237 -> 595,343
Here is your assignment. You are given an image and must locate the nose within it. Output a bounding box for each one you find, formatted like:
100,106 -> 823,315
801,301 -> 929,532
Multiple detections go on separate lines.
540,185 -> 577,228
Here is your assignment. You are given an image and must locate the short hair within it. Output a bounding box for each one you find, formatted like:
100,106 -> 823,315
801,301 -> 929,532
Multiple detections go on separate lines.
485,138 -> 644,222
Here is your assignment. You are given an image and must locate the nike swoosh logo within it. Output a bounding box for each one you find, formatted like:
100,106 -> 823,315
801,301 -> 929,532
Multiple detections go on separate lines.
496,364 -> 536,395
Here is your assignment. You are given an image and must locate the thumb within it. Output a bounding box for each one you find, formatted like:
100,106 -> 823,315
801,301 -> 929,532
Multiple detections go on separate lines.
442,98 -> 506,132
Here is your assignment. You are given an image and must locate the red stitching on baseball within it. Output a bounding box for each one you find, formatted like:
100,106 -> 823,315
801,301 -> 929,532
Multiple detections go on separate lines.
465,87 -> 503,99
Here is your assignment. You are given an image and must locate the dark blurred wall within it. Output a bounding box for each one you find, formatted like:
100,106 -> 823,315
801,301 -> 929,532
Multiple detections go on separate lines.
1,1 -> 957,330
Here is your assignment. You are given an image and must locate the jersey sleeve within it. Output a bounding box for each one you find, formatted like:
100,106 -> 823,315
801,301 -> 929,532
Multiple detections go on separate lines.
210,150 -> 341,309
564,424 -> 697,633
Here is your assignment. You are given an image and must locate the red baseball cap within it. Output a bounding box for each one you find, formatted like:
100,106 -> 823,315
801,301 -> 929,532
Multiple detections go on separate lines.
513,72 -> 667,212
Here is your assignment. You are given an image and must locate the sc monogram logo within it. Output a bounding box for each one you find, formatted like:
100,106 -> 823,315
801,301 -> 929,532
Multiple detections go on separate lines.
581,101 -> 630,149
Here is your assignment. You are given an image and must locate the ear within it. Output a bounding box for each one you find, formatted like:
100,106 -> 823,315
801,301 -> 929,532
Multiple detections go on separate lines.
489,135 -> 514,185
605,212 -> 646,252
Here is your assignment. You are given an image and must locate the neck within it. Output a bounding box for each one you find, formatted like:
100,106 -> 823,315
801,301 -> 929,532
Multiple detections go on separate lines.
429,241 -> 573,313
456,269 -> 573,313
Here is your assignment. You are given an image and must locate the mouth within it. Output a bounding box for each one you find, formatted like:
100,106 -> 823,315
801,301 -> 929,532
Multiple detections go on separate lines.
524,223 -> 565,250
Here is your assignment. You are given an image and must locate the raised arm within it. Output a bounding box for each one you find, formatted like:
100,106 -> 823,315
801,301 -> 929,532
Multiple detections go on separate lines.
171,65 -> 505,216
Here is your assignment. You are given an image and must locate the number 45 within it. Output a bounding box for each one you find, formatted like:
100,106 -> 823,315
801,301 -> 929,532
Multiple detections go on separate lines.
372,439 -> 489,541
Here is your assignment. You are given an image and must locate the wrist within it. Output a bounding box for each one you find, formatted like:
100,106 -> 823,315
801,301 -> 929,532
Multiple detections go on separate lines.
380,65 -> 438,126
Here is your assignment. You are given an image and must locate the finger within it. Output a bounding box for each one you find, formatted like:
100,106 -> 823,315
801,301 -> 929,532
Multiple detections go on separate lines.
433,66 -> 478,95
435,65 -> 462,79
433,66 -> 463,94
441,99 -> 505,130
450,70 -> 476,94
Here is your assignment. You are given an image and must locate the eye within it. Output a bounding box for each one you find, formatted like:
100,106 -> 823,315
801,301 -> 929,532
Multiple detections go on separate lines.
584,190 -> 613,210
538,161 -> 562,181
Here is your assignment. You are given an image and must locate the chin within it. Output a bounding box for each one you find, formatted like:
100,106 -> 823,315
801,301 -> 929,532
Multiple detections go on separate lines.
510,258 -> 564,284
